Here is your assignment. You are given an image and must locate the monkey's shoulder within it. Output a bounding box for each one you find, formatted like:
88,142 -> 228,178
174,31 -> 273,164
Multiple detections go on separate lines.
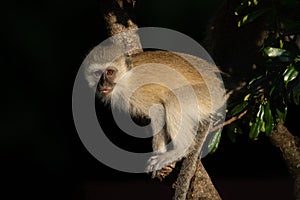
131,51 -> 206,82
131,51 -> 195,67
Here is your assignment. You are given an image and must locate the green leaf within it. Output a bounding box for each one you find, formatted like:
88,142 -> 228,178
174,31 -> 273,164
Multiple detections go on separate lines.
234,0 -> 250,15
264,102 -> 274,135
279,39 -> 284,48
208,129 -> 222,154
261,121 -> 266,132
249,104 -> 264,140
244,93 -> 251,101
231,102 -> 248,116
238,8 -> 268,27
263,47 -> 287,57
248,75 -> 263,87
283,65 -> 299,86
276,106 -> 287,122
253,0 -> 259,5
295,55 -> 300,63
249,121 -> 262,140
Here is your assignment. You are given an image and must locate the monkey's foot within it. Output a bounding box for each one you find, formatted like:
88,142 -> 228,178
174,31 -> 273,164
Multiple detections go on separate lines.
151,162 -> 176,180
146,151 -> 180,172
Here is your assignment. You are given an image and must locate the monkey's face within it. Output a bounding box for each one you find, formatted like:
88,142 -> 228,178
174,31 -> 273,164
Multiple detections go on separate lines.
86,56 -> 128,100
83,45 -> 130,102
97,66 -> 118,97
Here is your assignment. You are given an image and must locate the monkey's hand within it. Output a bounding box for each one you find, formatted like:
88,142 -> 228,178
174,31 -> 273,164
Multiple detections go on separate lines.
151,162 -> 176,180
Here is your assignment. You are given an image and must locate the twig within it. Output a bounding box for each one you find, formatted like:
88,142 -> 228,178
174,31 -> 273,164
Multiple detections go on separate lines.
210,110 -> 248,132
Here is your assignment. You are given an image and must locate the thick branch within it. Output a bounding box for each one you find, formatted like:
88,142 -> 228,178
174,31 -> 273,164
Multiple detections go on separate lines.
174,122 -> 222,200
186,160 -> 222,200
99,0 -> 142,55
270,122 -> 300,199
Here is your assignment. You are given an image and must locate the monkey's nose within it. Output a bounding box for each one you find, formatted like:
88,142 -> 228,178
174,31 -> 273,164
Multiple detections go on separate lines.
99,74 -> 105,86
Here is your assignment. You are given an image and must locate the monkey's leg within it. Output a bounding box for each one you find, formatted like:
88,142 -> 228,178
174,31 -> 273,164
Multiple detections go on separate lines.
146,98 -> 198,172
151,127 -> 176,179
152,127 -> 168,154
149,104 -> 168,154
149,106 -> 175,179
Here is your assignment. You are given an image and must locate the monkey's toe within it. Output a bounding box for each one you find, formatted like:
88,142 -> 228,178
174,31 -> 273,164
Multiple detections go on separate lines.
151,162 -> 176,180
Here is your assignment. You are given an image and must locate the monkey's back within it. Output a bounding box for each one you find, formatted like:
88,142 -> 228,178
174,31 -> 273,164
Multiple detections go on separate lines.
131,51 -> 206,85
127,51 -> 224,119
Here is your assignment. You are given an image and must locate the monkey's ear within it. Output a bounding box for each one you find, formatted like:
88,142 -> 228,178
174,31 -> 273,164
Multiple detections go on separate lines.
125,53 -> 132,70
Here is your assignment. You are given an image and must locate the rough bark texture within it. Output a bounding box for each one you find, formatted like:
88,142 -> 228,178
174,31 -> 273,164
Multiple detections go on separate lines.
186,160 -> 222,200
174,122 -> 222,200
270,122 -> 300,200
99,0 -> 142,56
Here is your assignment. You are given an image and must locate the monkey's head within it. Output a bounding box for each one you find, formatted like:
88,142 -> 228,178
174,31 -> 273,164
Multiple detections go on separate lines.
96,55 -> 129,98
84,45 -> 130,100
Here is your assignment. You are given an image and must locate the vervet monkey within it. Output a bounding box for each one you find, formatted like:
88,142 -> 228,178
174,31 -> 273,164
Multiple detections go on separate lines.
84,45 -> 226,176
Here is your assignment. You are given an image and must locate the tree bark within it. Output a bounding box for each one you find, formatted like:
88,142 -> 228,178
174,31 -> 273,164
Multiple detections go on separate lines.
186,160 -> 222,200
270,122 -> 300,200
174,123 -> 222,200
99,0 -> 142,56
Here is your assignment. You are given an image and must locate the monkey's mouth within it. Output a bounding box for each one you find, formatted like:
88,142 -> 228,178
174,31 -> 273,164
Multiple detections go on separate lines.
99,87 -> 113,96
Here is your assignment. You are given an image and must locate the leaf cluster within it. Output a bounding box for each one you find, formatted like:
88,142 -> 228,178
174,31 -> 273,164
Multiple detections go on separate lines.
208,0 -> 300,152
231,0 -> 300,138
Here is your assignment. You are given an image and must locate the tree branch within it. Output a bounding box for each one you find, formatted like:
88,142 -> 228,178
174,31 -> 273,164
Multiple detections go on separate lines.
211,110 -> 248,132
186,160 -> 222,200
99,0 -> 142,55
174,121 -> 222,200
270,122 -> 300,199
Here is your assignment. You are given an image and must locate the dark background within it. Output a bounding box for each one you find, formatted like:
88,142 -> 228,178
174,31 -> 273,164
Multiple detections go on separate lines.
1,0 -> 297,199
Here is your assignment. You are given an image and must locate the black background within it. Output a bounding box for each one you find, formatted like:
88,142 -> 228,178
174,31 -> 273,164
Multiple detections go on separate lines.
1,0 -> 298,199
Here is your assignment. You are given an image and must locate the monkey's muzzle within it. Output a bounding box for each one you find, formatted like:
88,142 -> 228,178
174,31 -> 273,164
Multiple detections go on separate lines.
98,73 -> 115,96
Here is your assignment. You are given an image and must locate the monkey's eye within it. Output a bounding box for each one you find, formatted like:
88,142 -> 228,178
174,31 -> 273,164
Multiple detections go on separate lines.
93,70 -> 102,78
106,69 -> 115,76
